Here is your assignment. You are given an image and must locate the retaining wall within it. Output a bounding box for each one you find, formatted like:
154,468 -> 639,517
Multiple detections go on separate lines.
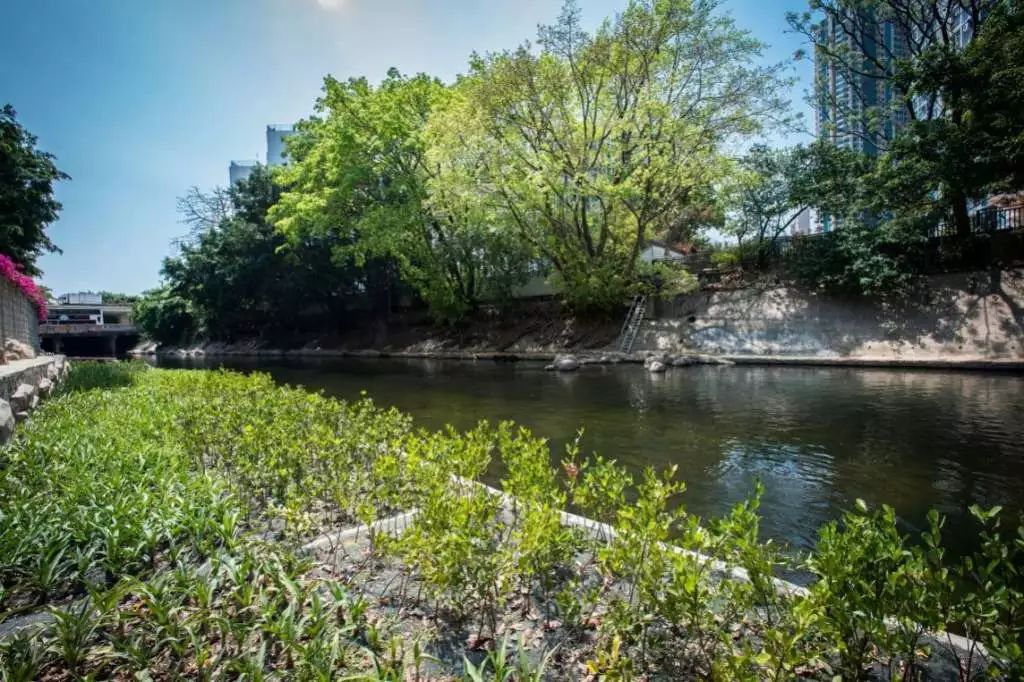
639,268 -> 1024,363
0,278 -> 39,351
0,355 -> 68,443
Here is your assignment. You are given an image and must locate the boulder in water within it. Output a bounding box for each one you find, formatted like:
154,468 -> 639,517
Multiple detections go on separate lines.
552,355 -> 580,371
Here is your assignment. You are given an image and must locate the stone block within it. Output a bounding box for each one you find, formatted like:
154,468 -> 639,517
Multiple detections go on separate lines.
9,383 -> 36,413
0,399 -> 14,444
3,338 -> 35,360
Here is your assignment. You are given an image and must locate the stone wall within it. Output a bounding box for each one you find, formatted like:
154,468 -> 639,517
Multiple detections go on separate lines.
636,268 -> 1024,362
0,356 -> 68,444
0,278 -> 39,351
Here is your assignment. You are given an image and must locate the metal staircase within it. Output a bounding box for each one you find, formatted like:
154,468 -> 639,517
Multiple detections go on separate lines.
618,294 -> 647,353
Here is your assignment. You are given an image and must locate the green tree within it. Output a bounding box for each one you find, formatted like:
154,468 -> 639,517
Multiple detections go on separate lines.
723,145 -> 816,266
459,0 -> 789,311
790,0 -> 1023,238
133,286 -> 198,346
160,166 -> 362,342
0,104 -> 69,275
98,291 -> 141,305
272,70 -> 532,322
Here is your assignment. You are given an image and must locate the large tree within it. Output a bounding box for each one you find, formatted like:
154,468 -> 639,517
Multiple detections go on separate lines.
161,166 -> 360,342
0,104 -> 68,275
789,0 -> 1021,237
458,0 -> 789,311
272,70 -> 532,321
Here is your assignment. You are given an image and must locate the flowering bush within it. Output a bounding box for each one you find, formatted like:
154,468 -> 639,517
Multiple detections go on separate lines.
0,254 -> 47,321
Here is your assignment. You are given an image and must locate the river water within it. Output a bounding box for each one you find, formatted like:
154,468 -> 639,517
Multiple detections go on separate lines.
157,356 -> 1024,554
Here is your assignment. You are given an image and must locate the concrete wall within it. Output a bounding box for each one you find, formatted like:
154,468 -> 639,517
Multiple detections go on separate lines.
0,278 -> 39,350
0,357 -> 62,403
636,269 -> 1024,361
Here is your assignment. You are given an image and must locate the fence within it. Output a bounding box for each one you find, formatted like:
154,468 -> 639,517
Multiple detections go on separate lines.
0,277 -> 40,351
930,205 -> 1024,239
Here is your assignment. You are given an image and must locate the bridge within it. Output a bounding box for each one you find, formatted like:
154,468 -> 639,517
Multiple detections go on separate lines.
39,302 -> 140,357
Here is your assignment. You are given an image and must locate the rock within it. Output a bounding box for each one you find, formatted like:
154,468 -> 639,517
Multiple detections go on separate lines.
3,338 -> 35,360
13,411 -> 29,423
0,400 -> 14,444
62,360 -> 72,379
544,363 -> 555,371
9,383 -> 36,413
671,355 -> 697,367
648,360 -> 667,373
3,350 -> 19,363
29,395 -> 39,410
46,363 -> 59,381
643,352 -> 670,369
552,355 -> 580,372
37,377 -> 53,398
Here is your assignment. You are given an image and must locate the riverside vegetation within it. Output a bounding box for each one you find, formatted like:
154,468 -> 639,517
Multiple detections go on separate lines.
0,363 -> 1021,680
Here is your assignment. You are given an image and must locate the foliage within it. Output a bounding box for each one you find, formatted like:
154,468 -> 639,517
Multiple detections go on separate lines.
779,141 -> 931,296
634,260 -> 698,298
459,0 -> 788,312
272,70 -> 533,322
96,290 -> 140,305
0,105 -> 68,277
133,285 -> 198,346
785,220 -> 929,297
789,0 -> 1024,239
722,145 -> 813,265
154,166 -> 359,343
3,363 -> 1023,679
0,253 -> 47,321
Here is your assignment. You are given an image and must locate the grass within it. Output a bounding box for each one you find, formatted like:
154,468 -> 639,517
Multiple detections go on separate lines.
0,362 -> 1021,680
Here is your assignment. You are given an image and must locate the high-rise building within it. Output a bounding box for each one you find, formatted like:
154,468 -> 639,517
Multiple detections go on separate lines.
229,160 -> 258,186
814,9 -> 910,157
228,124 -> 297,185
266,124 -> 295,167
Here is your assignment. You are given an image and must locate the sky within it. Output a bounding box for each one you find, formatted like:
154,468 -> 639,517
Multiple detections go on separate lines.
1,0 -> 813,296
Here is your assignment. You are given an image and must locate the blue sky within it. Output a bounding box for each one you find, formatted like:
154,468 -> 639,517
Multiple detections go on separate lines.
1,0 -> 812,295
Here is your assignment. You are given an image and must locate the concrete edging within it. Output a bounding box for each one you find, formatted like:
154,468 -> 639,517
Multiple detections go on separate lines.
139,346 -> 1024,372
301,476 -> 984,662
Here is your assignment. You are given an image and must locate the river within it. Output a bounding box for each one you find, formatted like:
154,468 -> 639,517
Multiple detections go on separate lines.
156,356 -> 1024,555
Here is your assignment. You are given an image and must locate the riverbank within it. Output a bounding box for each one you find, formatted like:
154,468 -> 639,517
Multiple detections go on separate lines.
2,363 -> 1016,679
133,344 -> 1024,372
130,268 -> 1024,371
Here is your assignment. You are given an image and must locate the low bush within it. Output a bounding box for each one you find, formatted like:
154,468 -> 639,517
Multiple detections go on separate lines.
0,363 -> 1021,679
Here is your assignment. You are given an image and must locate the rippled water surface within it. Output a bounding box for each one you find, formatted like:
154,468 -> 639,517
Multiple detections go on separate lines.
159,356 -> 1024,553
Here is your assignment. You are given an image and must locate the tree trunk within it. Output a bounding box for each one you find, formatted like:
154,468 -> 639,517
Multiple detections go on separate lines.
951,190 -> 972,238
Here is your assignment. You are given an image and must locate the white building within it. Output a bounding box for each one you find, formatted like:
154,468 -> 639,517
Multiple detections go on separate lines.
228,124 -> 298,185
266,124 -> 295,166
639,240 -> 687,263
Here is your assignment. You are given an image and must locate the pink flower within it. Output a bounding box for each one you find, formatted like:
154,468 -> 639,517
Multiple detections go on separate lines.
0,254 -> 48,321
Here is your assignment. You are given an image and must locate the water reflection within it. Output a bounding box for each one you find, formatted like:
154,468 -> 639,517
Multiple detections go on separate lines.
157,356 -> 1024,555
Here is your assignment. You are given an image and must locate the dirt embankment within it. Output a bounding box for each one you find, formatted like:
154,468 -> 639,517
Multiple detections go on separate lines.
133,301 -> 622,358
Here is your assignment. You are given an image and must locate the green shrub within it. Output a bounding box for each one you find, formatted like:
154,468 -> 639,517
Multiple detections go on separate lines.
3,363 -> 1022,680
711,248 -> 740,268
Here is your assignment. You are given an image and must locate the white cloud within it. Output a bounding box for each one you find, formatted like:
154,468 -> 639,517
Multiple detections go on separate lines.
315,0 -> 345,9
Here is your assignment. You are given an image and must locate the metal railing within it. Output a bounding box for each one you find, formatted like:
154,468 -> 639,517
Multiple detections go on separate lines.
930,205 -> 1024,238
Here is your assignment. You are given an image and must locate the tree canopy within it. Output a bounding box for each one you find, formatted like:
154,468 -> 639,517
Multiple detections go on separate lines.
140,166 -> 366,344
0,104 -> 68,276
453,0 -> 789,310
790,0 -> 1023,238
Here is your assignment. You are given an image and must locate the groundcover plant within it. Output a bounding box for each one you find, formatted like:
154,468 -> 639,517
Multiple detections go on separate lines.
0,363 -> 1021,680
